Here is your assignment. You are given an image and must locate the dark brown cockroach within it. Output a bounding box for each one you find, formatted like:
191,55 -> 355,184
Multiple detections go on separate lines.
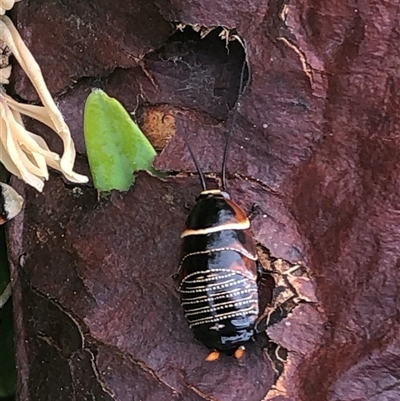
0,183 -> 24,225
177,62 -> 259,361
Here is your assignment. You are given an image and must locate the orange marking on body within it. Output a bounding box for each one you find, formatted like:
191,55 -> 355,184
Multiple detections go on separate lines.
226,199 -> 248,223
205,350 -> 220,362
234,346 -> 245,359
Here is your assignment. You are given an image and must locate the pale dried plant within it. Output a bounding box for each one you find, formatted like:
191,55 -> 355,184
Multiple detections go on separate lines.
0,12 -> 88,191
0,0 -> 21,16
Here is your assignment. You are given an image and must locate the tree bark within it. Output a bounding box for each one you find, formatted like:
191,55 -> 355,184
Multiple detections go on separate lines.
7,1 -> 400,400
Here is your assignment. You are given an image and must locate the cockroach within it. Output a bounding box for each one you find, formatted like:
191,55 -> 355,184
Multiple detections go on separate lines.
178,62 -> 259,361
0,183 -> 24,225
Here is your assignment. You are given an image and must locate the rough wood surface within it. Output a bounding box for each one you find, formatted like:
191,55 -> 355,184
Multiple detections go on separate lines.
7,0 -> 400,400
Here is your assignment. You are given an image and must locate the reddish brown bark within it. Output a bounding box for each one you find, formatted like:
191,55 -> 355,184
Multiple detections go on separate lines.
7,0 -> 400,400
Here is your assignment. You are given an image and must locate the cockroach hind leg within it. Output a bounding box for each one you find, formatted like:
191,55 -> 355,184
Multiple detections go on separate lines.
205,350 -> 220,362
234,346 -> 246,359
254,314 -> 268,334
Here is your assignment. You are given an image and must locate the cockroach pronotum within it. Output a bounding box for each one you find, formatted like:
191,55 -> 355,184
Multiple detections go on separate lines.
178,61 -> 260,361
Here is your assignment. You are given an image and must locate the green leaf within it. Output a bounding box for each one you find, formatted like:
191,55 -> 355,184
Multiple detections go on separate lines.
84,89 -> 157,192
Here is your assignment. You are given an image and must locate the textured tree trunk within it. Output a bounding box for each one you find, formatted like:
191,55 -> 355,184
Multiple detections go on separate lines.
7,1 -> 400,400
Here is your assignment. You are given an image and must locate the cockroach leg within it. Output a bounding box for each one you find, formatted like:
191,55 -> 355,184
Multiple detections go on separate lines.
248,202 -> 263,221
183,201 -> 192,211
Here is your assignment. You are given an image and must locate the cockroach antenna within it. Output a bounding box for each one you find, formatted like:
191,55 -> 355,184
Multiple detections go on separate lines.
221,58 -> 248,191
182,48 -> 247,192
182,132 -> 207,191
